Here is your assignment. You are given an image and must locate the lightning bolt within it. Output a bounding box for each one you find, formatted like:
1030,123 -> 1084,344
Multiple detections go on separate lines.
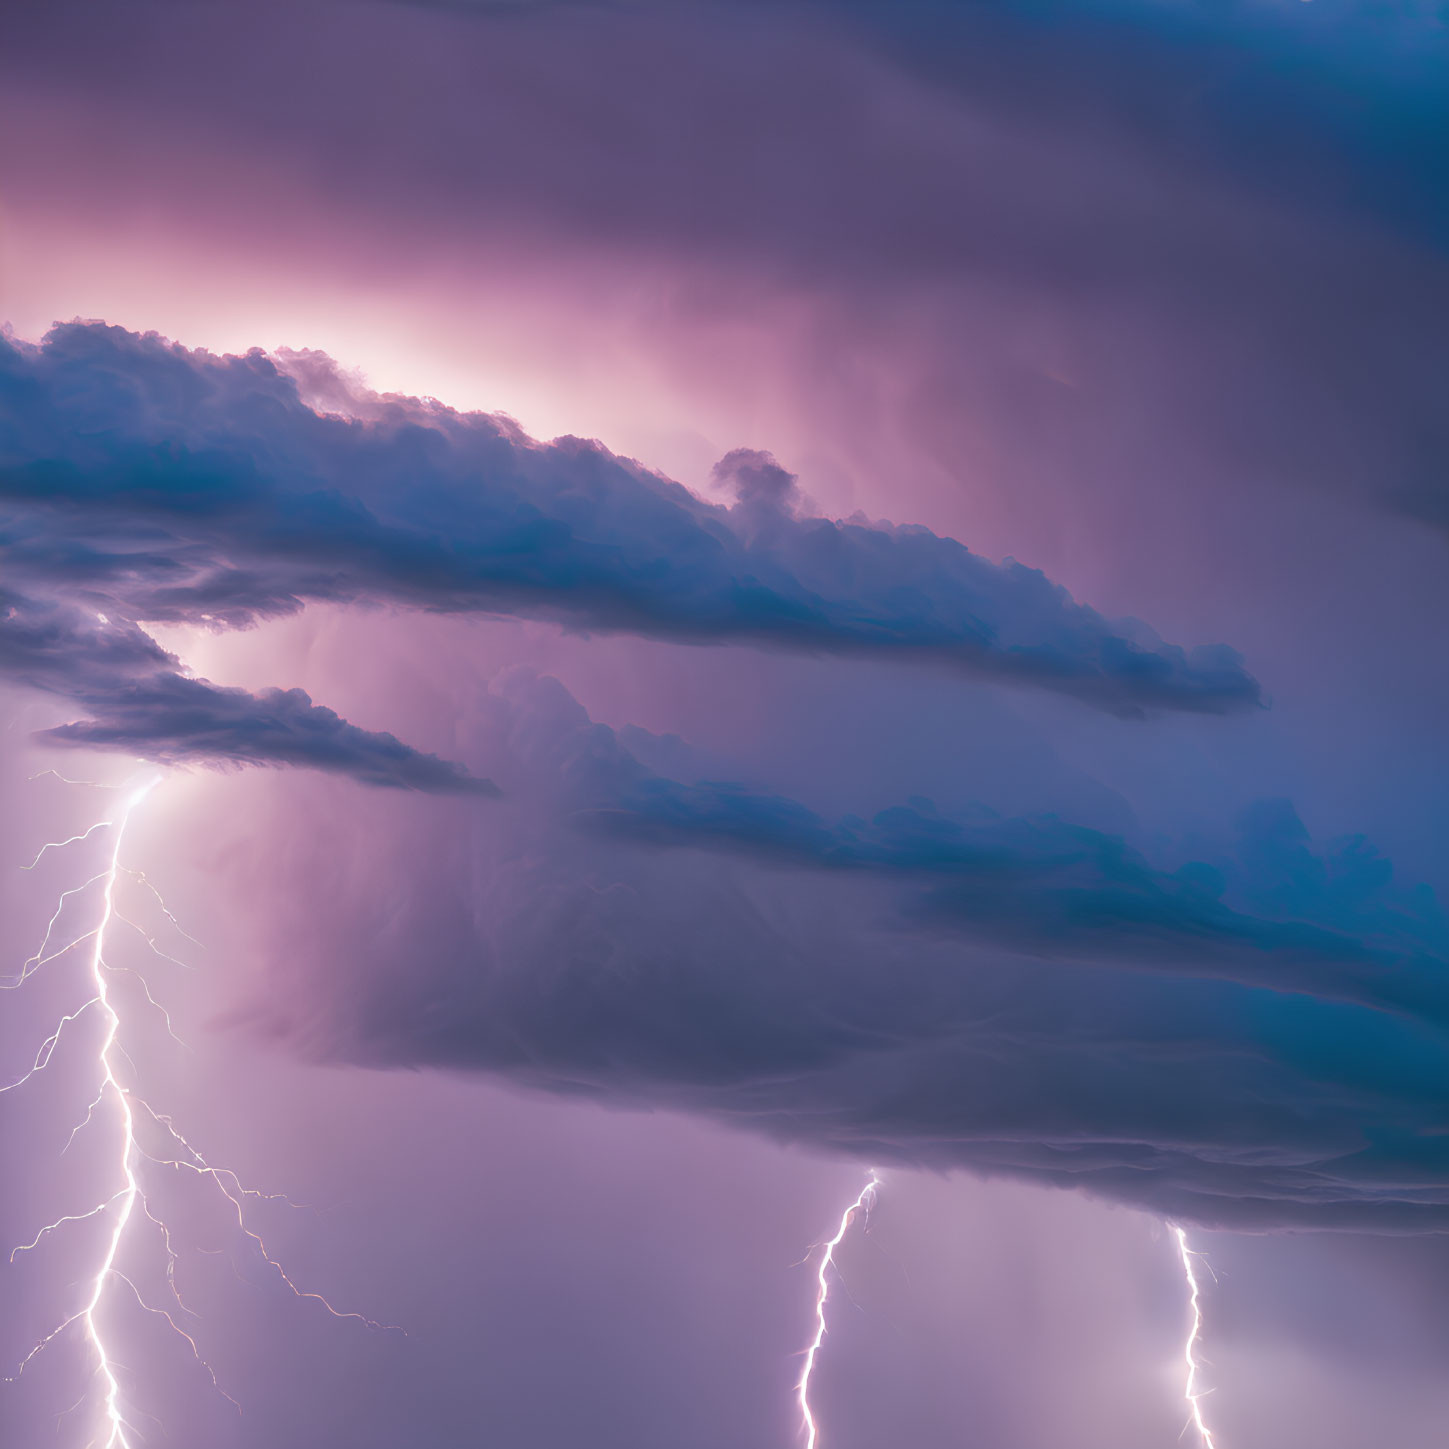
67,777 -> 149,1447
4,773 -> 396,1445
796,1172 -> 880,1449
1173,1225 -> 1220,1448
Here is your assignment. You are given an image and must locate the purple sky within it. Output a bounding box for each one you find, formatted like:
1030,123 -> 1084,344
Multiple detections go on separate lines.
4,0 -> 1449,1444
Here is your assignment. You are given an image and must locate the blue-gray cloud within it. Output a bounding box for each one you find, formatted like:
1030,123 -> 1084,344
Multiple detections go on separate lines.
0,323 -> 1259,725
536,674 -> 1449,1027
237,671 -> 1449,1233
0,589 -> 495,792
44,672 -> 497,794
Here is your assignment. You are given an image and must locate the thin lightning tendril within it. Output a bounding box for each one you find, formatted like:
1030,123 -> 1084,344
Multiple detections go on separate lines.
797,1173 -> 880,1449
120,869 -> 204,950
4,776 -> 396,1445
28,770 -> 126,791
4,871 -> 106,990
1173,1225 -> 1219,1448
114,910 -> 197,973
22,821 -> 116,872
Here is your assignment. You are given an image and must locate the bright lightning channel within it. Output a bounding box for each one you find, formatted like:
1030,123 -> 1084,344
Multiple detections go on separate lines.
797,1172 -> 880,1449
71,777 -> 150,1447
1173,1225 -> 1220,1448
3,775 -> 394,1446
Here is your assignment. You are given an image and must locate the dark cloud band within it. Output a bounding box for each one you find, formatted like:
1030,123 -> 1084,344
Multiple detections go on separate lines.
1,323 -> 1259,740
231,672 -> 1449,1233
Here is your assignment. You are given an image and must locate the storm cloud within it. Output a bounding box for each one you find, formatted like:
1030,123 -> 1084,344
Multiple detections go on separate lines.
218,671 -> 1449,1233
0,323 -> 1257,732
0,588 -> 494,791
579,747 -> 1449,1028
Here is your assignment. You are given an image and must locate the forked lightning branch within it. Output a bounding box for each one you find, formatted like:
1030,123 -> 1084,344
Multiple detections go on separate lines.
3,777 -> 392,1447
